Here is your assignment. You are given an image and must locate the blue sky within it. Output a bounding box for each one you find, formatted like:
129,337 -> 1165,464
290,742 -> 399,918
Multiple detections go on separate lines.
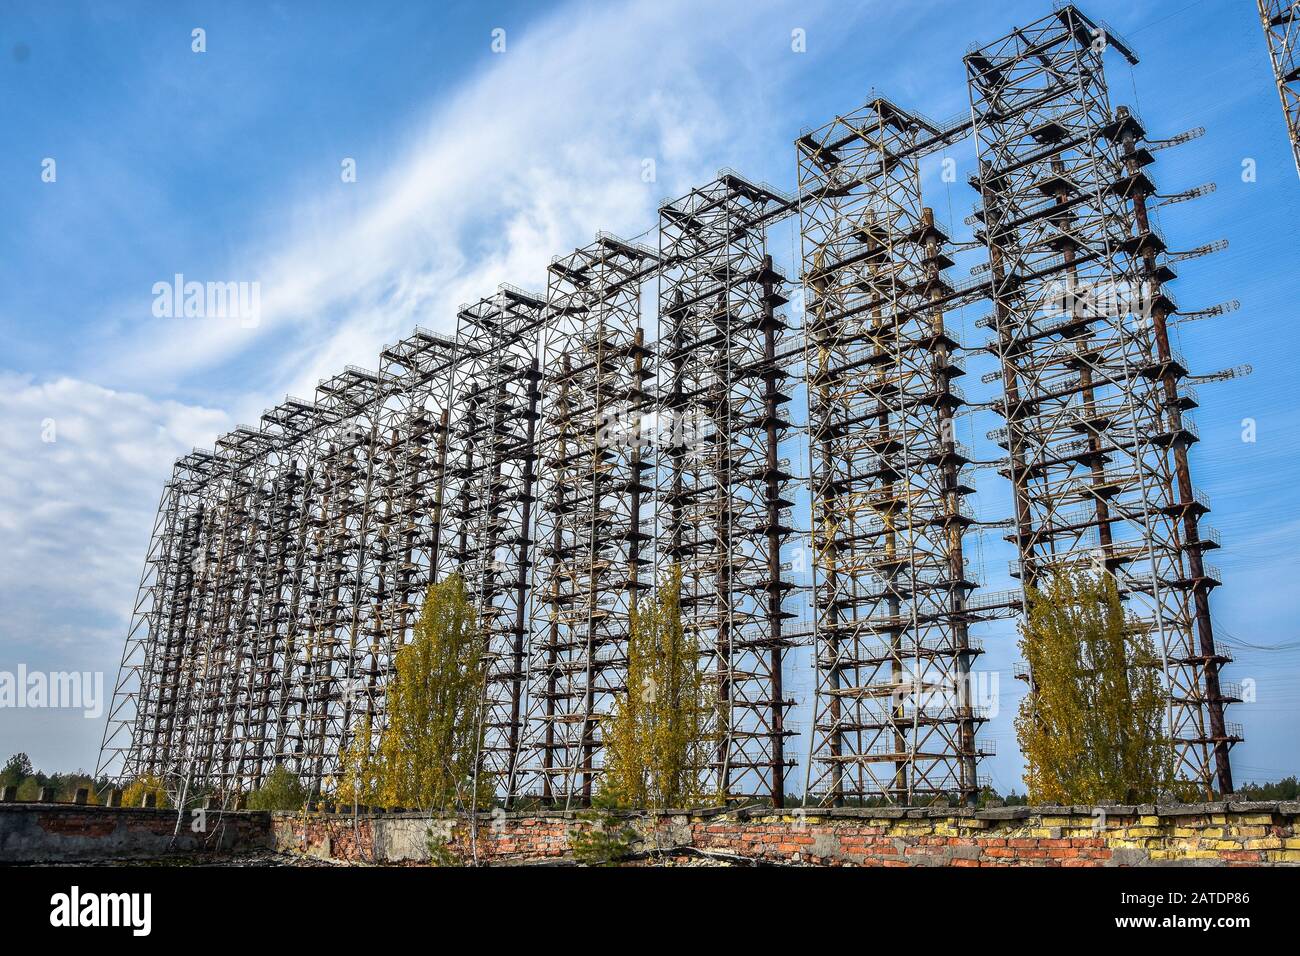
1,0 -> 1297,793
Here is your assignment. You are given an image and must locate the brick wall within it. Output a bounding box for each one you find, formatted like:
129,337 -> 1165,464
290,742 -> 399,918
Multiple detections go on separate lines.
0,803 -> 271,863
271,802 -> 1300,866
4,801 -> 1297,864
270,811 -> 572,863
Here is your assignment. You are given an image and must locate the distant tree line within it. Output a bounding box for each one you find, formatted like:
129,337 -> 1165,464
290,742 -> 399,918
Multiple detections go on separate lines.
0,753 -> 109,803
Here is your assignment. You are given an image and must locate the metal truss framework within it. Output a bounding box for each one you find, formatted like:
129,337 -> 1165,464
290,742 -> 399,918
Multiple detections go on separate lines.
514,234 -> 658,806
966,4 -> 1236,794
798,98 -> 1003,806
656,174 -> 798,805
99,3 -> 1241,808
1258,1 -> 1300,179
98,330 -> 459,801
443,287 -> 545,796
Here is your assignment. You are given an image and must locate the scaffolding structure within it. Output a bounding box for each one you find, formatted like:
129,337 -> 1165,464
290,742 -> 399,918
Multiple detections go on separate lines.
966,4 -> 1236,794
656,173 -> 797,805
443,287 -> 545,796
514,234 -> 658,805
1258,0 -> 1300,179
798,99 -> 994,805
98,330 -> 460,801
99,3 -> 1242,807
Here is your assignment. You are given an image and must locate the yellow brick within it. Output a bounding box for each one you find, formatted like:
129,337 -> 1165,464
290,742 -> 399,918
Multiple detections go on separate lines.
1212,840 -> 1244,851
1284,838 -> 1300,850
1245,838 -> 1282,850
1125,827 -> 1162,837
1138,815 -> 1160,827
1230,825 -> 1270,837
1239,814 -> 1276,825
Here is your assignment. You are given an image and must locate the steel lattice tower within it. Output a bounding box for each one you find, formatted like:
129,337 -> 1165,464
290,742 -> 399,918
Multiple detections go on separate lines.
179,429 -> 269,794
98,332 -> 460,800
330,332 -> 459,791
104,453 -> 212,787
657,173 -> 796,805
798,99 -> 989,806
966,4 -> 1236,795
1258,1 -> 1300,179
443,287 -> 545,797
513,234 -> 658,806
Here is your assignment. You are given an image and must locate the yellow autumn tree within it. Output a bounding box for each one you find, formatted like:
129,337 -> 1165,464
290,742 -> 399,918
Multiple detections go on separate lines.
601,565 -> 711,810
336,574 -> 491,810
1016,569 -> 1178,804
121,774 -> 169,808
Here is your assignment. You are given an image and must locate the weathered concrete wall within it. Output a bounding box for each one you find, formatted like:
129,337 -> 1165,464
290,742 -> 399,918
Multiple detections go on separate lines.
4,801 -> 1298,864
272,802 -> 1300,866
0,804 -> 271,863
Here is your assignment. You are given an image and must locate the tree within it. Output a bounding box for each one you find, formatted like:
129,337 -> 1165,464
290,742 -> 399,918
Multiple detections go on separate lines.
1,756 -> 109,804
1015,569 -> 1178,804
246,765 -> 308,811
335,713 -> 381,807
121,774 -> 170,808
601,565 -> 712,810
1237,775 -> 1299,801
0,753 -> 33,789
337,574 -> 491,810
53,771 -> 101,804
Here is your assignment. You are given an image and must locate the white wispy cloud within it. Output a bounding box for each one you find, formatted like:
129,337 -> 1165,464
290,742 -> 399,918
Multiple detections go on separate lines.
104,0 -> 824,418
0,373 -> 230,661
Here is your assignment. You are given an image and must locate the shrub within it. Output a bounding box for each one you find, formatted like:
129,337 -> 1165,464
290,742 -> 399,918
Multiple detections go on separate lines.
122,774 -> 170,809
569,791 -> 639,866
246,765 -> 308,811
